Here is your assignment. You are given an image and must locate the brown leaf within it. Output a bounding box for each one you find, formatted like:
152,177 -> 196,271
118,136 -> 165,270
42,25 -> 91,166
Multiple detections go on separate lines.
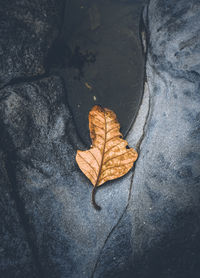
76,105 -> 138,210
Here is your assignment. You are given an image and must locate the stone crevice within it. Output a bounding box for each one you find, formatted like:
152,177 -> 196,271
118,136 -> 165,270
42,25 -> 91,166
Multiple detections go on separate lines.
91,80 -> 152,278
0,73 -> 49,91
135,83 -> 151,153
90,168 -> 135,278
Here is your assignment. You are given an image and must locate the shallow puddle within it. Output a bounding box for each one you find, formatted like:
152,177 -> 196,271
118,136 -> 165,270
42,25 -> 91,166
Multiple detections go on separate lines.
50,0 -> 145,145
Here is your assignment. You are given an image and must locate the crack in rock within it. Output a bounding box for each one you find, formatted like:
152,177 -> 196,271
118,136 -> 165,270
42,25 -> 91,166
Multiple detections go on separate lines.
91,82 -> 151,278
91,168 -> 135,278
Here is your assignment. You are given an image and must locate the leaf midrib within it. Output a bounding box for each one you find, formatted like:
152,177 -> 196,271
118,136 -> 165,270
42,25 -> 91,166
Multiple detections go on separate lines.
95,109 -> 107,186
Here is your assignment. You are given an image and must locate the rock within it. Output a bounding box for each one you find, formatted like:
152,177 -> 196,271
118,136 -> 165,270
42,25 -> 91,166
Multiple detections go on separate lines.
0,76 -> 136,277
0,0 -> 65,88
92,0 -> 200,277
0,151 -> 37,278
0,0 -> 200,277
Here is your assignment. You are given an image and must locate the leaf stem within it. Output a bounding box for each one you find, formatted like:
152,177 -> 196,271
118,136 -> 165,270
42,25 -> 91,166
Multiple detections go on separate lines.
92,187 -> 101,210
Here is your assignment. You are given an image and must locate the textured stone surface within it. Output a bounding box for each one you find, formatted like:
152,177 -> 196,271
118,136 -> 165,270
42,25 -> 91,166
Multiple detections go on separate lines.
0,151 -> 37,278
92,0 -> 200,277
0,0 -> 200,277
129,1 -> 200,276
0,76 -> 135,277
0,0 -> 64,88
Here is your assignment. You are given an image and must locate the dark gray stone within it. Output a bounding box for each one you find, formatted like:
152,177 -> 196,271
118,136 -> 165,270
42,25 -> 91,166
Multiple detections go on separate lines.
0,0 -> 65,88
0,76 -> 135,277
0,0 -> 200,277
0,151 -> 37,278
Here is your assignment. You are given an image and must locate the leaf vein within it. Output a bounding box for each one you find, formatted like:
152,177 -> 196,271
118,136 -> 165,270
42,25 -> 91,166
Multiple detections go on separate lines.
104,149 -> 133,165
77,153 -> 98,177
101,162 -> 133,176
92,124 -> 105,131
104,141 -> 123,155
107,126 -> 119,134
88,150 -> 100,167
106,135 -> 120,144
91,113 -> 105,123
96,134 -> 105,140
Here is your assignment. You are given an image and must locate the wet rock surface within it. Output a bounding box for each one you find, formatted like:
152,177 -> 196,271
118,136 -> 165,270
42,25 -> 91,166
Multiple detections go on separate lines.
53,0 -> 145,145
0,0 -> 200,278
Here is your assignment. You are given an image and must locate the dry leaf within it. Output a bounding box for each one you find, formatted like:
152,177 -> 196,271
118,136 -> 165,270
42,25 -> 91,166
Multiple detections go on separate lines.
76,105 -> 138,210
